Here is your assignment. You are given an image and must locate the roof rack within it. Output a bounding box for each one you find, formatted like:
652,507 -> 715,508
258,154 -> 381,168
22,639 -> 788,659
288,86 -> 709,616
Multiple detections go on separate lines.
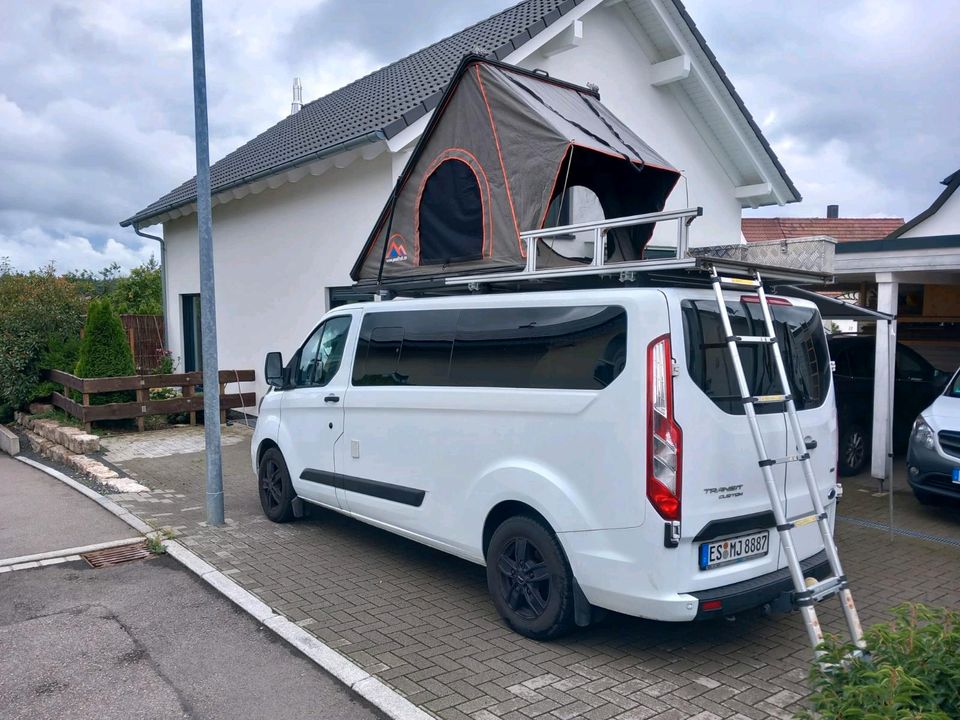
361,207 -> 832,298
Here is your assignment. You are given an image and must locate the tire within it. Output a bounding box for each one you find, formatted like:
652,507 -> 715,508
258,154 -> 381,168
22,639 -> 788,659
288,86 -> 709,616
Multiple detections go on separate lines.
485,515 -> 575,640
838,423 -> 869,477
258,447 -> 296,523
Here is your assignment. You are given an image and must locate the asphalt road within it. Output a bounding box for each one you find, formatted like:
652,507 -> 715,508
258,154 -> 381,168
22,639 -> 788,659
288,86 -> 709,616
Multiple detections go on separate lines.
0,554 -> 384,720
0,456 -> 135,560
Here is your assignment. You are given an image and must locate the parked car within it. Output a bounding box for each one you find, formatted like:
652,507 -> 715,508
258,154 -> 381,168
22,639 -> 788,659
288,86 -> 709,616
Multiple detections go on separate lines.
251,287 -> 839,639
827,335 -> 950,476
907,368 -> 960,505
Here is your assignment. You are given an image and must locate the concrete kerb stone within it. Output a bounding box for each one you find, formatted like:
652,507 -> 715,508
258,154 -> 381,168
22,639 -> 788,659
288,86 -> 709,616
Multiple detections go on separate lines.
0,424 -> 20,455
19,454 -> 435,720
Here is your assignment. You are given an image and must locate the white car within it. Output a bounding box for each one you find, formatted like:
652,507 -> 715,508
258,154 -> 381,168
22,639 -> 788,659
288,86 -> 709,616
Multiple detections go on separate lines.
251,286 -> 839,638
907,368 -> 960,505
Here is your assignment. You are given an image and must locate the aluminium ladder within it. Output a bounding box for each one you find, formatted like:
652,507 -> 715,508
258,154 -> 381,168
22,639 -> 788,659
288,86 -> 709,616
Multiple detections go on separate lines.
707,264 -> 866,660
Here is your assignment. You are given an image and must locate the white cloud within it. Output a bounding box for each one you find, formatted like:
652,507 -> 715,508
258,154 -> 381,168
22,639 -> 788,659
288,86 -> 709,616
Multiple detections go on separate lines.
0,228 -> 156,274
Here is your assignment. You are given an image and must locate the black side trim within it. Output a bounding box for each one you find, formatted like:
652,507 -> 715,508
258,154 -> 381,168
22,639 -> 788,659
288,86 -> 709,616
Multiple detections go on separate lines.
692,510 -> 776,543
300,469 -> 425,507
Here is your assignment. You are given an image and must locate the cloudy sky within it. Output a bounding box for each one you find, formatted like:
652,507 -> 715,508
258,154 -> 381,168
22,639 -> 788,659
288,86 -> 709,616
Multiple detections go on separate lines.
1,0 -> 956,273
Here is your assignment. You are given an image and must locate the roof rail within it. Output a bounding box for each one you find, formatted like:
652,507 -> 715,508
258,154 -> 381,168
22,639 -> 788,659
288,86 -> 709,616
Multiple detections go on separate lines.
359,207 -> 832,298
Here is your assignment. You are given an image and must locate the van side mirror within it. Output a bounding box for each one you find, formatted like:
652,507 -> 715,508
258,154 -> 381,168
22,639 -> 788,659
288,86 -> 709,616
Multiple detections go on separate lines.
265,352 -> 284,388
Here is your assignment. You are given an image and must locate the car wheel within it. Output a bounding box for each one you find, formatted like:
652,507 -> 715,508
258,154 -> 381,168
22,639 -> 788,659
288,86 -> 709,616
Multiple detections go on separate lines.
912,488 -> 937,506
486,515 -> 575,640
258,447 -> 296,523
838,424 -> 869,477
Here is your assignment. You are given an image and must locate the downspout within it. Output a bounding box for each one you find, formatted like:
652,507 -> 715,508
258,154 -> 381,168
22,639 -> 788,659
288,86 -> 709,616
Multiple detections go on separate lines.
132,223 -> 168,348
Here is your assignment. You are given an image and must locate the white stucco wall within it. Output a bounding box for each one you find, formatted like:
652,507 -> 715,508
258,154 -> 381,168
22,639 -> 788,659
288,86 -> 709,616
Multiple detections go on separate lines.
900,186 -> 960,238
519,4 -> 743,248
162,153 -> 392,404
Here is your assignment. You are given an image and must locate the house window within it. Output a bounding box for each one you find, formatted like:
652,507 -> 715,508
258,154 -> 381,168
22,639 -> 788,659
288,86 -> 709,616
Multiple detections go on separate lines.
418,159 -> 484,265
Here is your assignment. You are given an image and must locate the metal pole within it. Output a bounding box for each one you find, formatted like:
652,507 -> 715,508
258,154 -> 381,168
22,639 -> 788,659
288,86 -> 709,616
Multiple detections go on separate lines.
190,0 -> 224,525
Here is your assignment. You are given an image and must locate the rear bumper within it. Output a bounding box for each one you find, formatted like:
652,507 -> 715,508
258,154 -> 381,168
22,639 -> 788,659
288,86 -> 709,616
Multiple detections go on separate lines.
687,550 -> 830,619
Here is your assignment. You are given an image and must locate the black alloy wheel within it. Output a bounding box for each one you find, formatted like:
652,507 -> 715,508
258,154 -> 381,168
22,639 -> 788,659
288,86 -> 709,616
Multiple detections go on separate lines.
258,447 -> 295,522
838,424 -> 868,477
486,516 -> 575,640
498,537 -> 551,620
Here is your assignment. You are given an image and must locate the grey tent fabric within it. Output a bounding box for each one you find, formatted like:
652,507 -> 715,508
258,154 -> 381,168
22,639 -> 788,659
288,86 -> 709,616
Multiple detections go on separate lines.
351,58 -> 680,283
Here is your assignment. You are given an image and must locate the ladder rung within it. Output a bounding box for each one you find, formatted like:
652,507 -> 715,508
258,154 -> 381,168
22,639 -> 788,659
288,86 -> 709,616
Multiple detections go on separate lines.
747,394 -> 791,405
758,453 -> 810,467
731,335 -> 775,345
796,576 -> 847,605
712,275 -> 760,288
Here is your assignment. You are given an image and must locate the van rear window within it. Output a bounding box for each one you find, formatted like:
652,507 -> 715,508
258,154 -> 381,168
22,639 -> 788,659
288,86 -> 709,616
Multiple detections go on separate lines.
681,299 -> 830,415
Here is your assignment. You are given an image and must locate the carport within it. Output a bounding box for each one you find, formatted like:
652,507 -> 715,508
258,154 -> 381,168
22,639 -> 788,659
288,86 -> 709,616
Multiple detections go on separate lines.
776,285 -> 897,525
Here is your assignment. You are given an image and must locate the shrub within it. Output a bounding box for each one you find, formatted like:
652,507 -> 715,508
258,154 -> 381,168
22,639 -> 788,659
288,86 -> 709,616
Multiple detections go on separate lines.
111,256 -> 162,315
801,603 -> 960,719
0,260 -> 86,409
74,299 -> 136,405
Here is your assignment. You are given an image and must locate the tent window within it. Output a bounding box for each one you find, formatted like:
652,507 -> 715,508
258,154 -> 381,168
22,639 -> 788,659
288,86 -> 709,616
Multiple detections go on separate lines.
419,159 -> 484,265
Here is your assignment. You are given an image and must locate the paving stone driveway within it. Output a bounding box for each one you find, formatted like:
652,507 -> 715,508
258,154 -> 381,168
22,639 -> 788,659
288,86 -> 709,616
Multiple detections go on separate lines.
110,427 -> 960,720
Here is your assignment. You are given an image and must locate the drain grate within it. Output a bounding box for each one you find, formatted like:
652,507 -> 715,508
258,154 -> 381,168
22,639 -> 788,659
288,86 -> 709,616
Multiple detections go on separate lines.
82,541 -> 151,568
838,515 -> 960,548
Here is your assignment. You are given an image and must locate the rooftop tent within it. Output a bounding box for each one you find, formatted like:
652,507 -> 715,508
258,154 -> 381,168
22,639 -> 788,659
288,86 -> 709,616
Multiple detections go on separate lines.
351,56 -> 681,283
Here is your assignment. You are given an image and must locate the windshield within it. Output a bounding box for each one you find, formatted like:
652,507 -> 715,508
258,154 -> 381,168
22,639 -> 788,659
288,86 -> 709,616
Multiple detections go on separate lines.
681,299 -> 831,415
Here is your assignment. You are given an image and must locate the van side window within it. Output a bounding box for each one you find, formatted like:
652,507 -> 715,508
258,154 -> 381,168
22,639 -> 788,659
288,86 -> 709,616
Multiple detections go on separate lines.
450,306 -> 626,389
352,306 -> 626,390
295,316 -> 352,387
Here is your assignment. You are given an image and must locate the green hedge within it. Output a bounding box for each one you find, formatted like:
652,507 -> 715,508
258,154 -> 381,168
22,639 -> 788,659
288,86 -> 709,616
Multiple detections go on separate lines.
801,604 -> 959,719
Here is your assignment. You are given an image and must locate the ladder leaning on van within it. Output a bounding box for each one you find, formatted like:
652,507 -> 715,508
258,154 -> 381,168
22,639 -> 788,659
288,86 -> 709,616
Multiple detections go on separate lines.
705,265 -> 866,660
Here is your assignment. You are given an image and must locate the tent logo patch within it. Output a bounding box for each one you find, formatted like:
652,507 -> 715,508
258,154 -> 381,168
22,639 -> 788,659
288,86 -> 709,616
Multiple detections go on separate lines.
386,238 -> 408,263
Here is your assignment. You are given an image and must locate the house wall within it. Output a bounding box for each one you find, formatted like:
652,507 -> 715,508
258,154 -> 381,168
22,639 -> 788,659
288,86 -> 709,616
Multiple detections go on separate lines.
519,4 -> 743,248
900,186 -> 960,238
162,153 -> 392,404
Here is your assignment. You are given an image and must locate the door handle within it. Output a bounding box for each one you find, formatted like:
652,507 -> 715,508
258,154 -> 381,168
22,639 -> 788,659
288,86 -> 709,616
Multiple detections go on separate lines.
324,394 -> 340,404
804,435 -> 817,450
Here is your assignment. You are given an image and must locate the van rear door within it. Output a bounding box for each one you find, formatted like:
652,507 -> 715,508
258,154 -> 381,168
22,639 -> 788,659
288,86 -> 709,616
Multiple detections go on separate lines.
744,298 -> 836,566
674,292 -> 836,586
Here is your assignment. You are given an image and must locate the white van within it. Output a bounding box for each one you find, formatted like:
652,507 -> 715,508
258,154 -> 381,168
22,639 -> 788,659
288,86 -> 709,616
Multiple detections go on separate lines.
251,286 -> 838,639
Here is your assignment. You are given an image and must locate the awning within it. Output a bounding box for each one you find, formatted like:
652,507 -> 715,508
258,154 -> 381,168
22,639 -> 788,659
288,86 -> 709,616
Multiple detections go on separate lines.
773,285 -> 894,321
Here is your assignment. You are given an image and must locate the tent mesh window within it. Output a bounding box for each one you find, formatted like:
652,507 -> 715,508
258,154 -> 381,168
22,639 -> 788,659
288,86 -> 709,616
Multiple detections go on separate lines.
418,159 -> 484,265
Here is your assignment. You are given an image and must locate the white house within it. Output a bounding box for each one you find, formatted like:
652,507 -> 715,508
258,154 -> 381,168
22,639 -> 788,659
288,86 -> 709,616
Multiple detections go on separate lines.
121,0 -> 800,405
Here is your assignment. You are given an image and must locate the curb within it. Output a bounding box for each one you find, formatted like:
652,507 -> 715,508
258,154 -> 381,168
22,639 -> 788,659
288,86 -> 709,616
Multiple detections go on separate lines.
14,454 -> 434,720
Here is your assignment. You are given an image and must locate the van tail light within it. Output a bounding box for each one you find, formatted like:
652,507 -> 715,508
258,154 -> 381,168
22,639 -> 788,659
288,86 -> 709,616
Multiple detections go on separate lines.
647,334 -> 682,521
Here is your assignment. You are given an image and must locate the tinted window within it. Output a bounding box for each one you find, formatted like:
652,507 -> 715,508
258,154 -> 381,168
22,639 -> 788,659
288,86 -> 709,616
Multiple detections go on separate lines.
352,306 -> 627,390
896,345 -> 934,381
682,300 -> 830,414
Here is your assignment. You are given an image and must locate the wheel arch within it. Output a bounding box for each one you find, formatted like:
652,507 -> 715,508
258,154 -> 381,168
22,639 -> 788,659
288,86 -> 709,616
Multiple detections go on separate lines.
256,438 -> 281,468
482,500 -> 552,557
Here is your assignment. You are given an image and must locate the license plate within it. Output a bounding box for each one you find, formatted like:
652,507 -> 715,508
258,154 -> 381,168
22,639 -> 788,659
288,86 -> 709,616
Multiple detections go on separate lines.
699,531 -> 769,570
953,468 -> 959,485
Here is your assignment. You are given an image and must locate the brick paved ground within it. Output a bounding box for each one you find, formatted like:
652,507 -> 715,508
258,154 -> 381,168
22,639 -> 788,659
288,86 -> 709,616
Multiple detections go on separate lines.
108,427 -> 960,720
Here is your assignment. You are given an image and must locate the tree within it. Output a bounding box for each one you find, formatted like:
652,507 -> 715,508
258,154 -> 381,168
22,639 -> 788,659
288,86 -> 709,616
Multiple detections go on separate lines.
112,256 -> 162,315
74,299 -> 136,404
0,259 -> 86,413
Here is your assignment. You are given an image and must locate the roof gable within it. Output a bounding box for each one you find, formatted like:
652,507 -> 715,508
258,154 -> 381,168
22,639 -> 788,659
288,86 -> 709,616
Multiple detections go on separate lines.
883,167 -> 960,240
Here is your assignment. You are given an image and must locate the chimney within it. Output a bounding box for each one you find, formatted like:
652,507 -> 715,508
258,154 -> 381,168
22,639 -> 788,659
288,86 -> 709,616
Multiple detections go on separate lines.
290,77 -> 303,115
826,204 -> 839,219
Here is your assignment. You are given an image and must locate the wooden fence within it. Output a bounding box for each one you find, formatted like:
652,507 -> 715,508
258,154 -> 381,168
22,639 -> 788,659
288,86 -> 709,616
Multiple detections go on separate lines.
119,314 -> 165,374
47,369 -> 255,431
